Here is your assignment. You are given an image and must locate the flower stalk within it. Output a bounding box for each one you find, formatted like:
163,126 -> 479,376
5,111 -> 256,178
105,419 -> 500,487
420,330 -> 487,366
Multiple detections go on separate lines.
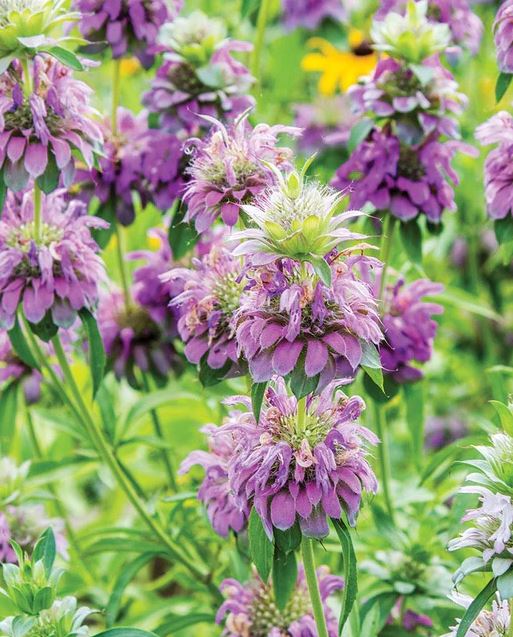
378,214 -> 397,304
373,400 -> 395,522
301,538 -> 329,637
251,0 -> 272,84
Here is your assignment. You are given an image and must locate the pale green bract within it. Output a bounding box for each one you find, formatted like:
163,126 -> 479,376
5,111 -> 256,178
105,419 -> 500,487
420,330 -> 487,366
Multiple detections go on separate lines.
370,0 -> 451,64
0,458 -> 29,505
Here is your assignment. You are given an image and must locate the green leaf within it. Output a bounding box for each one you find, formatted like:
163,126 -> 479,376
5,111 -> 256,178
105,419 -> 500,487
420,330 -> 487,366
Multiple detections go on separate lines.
251,382 -> 267,423
28,311 -> 58,343
96,383 -> 117,442
248,509 -> 273,582
198,355 -> 231,387
272,547 -> 297,611
36,152 -> 59,194
362,366 -> 384,392
289,358 -> 319,400
155,614 -> 215,637
456,579 -> 496,637
240,0 -> 259,17
497,570 -> 513,600
409,63 -> 434,85
494,217 -> 513,245
309,255 -> 332,286
399,220 -> 422,265
106,552 -> 164,626
496,72 -> 513,102
45,46 -> 84,71
79,308 -> 106,397
168,201 -> 198,259
196,63 -> 225,88
360,592 -> 399,637
0,381 -> 18,454
361,341 -> 384,391
331,518 -> 358,634
274,523 -> 301,555
8,316 -> 40,370
348,119 -> 374,153
94,630 -> 159,637
489,400 -> 513,436
123,389 -> 198,429
33,528 -> 56,577
403,383 -> 424,471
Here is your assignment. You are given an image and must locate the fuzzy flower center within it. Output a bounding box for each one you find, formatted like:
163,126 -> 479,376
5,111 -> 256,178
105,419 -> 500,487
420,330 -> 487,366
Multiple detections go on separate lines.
382,68 -> 423,97
7,221 -> 63,251
398,146 -> 426,181
114,305 -> 160,341
201,154 -> 259,188
0,0 -> 42,21
212,272 -> 244,316
262,183 -> 337,232
26,620 -> 61,637
168,62 -> 207,94
248,582 -> 310,637
4,100 -> 62,136
265,407 -> 334,451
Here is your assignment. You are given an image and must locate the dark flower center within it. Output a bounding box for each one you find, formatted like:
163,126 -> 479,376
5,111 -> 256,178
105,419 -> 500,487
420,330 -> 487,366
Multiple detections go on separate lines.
114,304 -> 161,342
4,100 -> 62,137
383,68 -> 423,97
168,62 -> 209,95
397,146 -> 426,181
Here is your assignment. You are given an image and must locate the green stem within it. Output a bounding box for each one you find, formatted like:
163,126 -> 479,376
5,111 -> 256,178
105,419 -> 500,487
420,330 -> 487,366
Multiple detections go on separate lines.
378,214 -> 397,304
141,373 -> 177,491
373,400 -> 394,522
49,335 -> 211,587
111,59 -> 121,136
33,183 -> 41,244
301,538 -> 329,637
21,58 -> 32,96
250,0 -> 272,84
296,396 -> 307,435
114,222 -> 131,309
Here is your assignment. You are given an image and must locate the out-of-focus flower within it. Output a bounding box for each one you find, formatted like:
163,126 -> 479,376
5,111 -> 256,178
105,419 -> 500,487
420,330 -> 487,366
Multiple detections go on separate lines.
332,127 -> 476,223
231,168 -> 369,266
349,57 -> 466,140
98,287 -> 182,388
0,330 -> 43,404
371,0 -> 451,63
78,108 -> 183,226
0,0 -> 80,62
144,11 -> 254,134
180,421 -> 247,537
494,0 -> 513,73
380,277 -> 443,383
166,243 -> 244,376
217,566 -> 343,636
184,112 -> 299,232
294,95 -> 359,153
301,30 -> 378,95
0,503 -> 67,563
225,379 -> 378,538
0,190 -> 107,330
73,0 -> 181,68
281,0 -> 346,30
0,56 -> 102,192
387,599 -> 433,632
0,596 -> 94,637
235,257 -> 382,386
442,593 -> 511,637
424,414 -> 467,450
376,0 -> 482,57
476,111 -> 513,220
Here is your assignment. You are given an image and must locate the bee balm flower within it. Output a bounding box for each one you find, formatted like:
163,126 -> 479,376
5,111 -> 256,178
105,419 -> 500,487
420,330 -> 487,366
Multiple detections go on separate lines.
495,0 -> 513,74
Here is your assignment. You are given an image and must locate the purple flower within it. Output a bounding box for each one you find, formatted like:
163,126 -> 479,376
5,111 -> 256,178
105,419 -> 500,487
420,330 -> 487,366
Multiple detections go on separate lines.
0,190 -> 107,330
224,379 -> 378,538
235,257 -> 382,387
281,0 -> 346,30
332,127 -> 476,223
425,414 -> 467,450
217,565 -> 343,636
443,593 -> 511,637
180,421 -> 248,537
349,57 -> 466,140
183,112 -> 299,232
73,0 -> 181,68
0,56 -> 102,193
165,243 -> 245,376
0,330 -> 43,404
376,0 -> 483,55
78,108 -> 184,226
98,287 -> 182,387
294,95 -> 359,154
387,599 -> 433,632
495,0 -> 513,73
143,12 -> 254,134
476,112 -> 513,220
380,277 -> 443,383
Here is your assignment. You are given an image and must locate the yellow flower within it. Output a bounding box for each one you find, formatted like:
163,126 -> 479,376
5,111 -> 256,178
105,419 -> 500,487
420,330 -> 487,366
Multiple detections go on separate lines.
301,29 -> 378,95
120,57 -> 141,77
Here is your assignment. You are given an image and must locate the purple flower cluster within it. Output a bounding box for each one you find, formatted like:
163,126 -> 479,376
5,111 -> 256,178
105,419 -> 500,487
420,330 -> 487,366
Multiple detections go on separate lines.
235,257 -> 382,386
425,414 -> 467,450
217,565 -> 343,636
0,56 -> 102,192
183,113 -> 299,232
349,57 -> 466,140
0,330 -> 43,404
376,0 -> 483,55
0,190 -> 107,329
380,277 -> 443,382
475,111 -> 513,220
79,108 -> 184,226
179,421 -> 248,537
494,0 -> 513,74
280,0 -> 346,30
143,12 -> 254,134
333,127 -> 475,222
73,0 -> 182,67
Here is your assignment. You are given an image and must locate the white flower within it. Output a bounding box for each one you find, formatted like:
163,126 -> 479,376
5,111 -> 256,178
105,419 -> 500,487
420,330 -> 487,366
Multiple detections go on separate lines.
442,593 -> 510,637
